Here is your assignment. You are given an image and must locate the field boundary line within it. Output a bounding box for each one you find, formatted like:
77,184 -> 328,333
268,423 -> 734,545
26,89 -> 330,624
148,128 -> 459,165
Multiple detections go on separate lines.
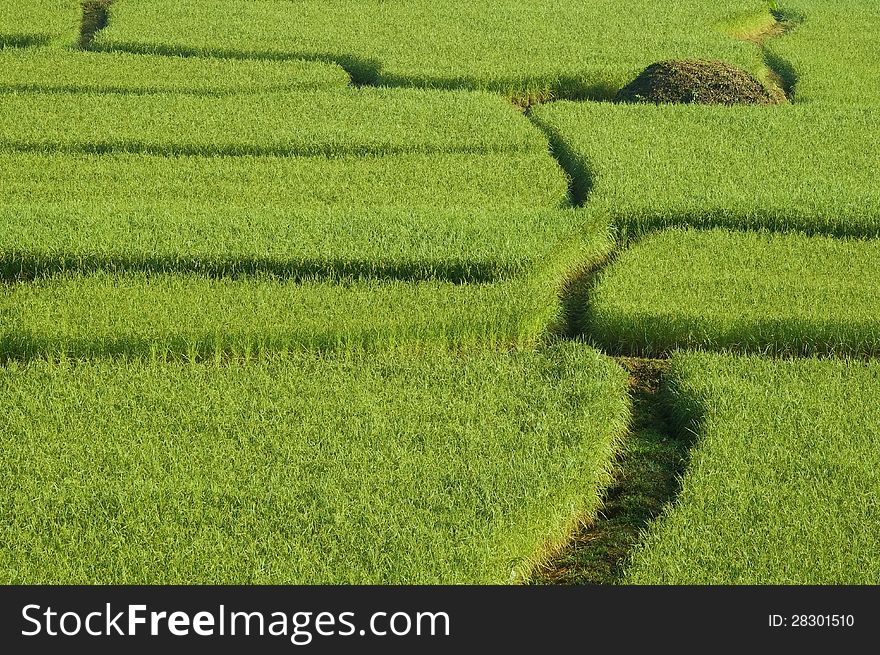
530,357 -> 689,584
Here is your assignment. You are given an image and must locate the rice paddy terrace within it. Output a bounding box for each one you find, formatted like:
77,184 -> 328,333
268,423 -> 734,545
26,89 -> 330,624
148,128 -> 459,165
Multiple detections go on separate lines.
1,0 -> 877,584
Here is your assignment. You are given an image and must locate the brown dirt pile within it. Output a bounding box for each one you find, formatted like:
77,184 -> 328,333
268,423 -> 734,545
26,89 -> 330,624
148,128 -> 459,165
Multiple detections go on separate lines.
616,59 -> 777,105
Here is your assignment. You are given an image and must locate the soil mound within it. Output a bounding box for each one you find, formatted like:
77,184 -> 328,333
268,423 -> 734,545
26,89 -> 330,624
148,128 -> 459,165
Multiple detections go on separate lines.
616,59 -> 776,105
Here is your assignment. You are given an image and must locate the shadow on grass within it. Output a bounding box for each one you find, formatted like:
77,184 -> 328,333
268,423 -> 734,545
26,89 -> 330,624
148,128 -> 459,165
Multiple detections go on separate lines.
381,72 -> 618,105
0,34 -> 50,49
524,112 -> 595,209
88,41 -> 383,86
763,9 -> 804,100
0,83 -> 344,97
0,254 -> 512,284
0,334 -> 388,364
555,252 -> 611,339
0,140 -> 537,158
89,42 -> 619,102
616,210 -> 880,242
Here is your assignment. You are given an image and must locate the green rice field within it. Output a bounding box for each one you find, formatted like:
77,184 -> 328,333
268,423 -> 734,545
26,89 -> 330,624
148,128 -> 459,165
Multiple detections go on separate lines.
587,229 -> 880,357
0,235 -> 602,357
766,0 -> 880,106
0,151 -> 566,211
627,352 -> 880,584
0,347 -> 629,583
1,0 -> 878,586
0,47 -> 350,93
0,88 -> 547,156
95,0 -> 772,102
531,102 -> 880,236
0,1 -> 81,45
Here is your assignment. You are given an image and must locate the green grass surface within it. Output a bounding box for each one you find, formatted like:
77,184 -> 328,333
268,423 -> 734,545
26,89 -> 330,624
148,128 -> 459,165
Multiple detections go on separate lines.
626,352 -> 880,584
0,1 -> 80,45
0,228 -> 608,355
0,145 -> 578,283
0,150 -> 566,211
0,275 -> 539,356
97,0 -> 769,101
587,229 -> 880,357
0,88 -> 547,156
0,346 -> 630,584
531,102 -> 880,236
767,1 -> 880,106
3,0 -> 877,588
0,47 -> 350,93
1,204 -> 595,283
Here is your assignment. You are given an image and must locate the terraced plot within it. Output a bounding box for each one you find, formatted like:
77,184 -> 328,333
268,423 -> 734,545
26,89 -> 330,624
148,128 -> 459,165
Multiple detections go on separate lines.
0,88 -> 546,156
96,0 -> 771,102
0,83 -> 590,354
0,346 -> 629,584
0,229 -> 606,357
587,229 -> 880,357
766,0 -> 880,106
0,0 -> 80,45
627,352 -> 880,584
531,102 -> 880,236
0,205 -> 587,282
2,0 -> 879,589
0,151 -> 566,212
0,48 -> 350,93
